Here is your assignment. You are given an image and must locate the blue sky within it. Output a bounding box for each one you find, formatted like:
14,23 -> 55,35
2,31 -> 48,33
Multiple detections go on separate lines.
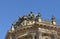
0,0 -> 60,39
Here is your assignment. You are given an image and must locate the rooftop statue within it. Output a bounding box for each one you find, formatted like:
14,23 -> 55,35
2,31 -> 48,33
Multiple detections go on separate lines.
18,16 -> 22,21
36,12 -> 41,18
28,11 -> 35,18
51,15 -> 56,25
51,15 -> 55,20
36,13 -> 42,22
22,15 -> 28,20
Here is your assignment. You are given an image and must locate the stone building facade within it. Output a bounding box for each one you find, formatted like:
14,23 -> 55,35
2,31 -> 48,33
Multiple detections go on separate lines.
5,12 -> 60,39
